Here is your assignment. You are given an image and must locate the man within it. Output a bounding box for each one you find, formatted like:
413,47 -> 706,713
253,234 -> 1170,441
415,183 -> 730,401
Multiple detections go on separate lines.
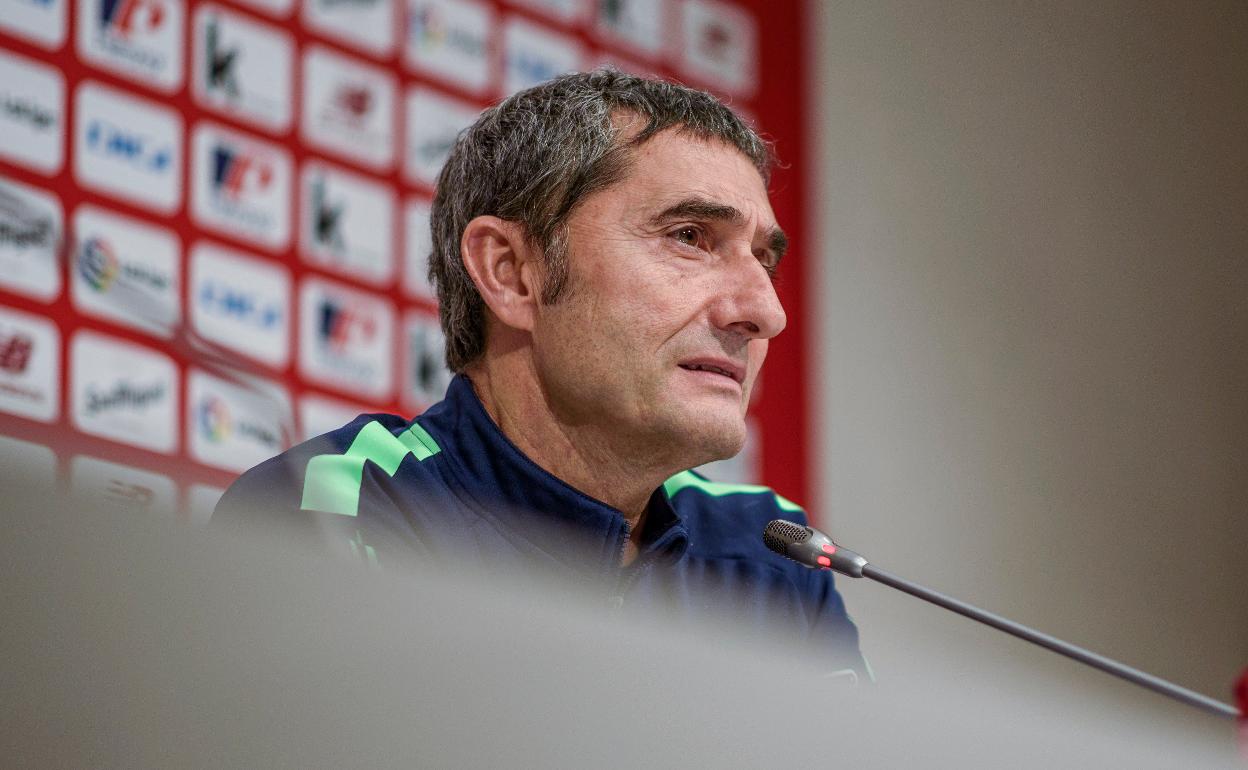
215,70 -> 865,674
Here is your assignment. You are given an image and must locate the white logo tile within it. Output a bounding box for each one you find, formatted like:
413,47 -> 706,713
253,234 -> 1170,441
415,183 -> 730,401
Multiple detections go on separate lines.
192,3 -> 293,133
401,310 -> 450,412
191,122 -> 291,251
0,304 -> 60,422
401,196 -> 434,300
300,161 -> 395,287
74,80 -> 182,214
188,241 -> 291,368
404,0 -> 493,94
301,45 -> 397,172
501,15 -> 583,96
0,177 -> 63,302
677,0 -> 757,98
304,0 -> 396,57
0,51 -> 66,175
299,391 -> 370,440
0,0 -> 68,49
298,277 -> 394,400
187,367 -> 291,473
77,0 -> 185,92
592,0 -> 665,59
70,454 -> 178,513
70,330 -> 178,454
403,85 -> 479,187
71,205 -> 181,338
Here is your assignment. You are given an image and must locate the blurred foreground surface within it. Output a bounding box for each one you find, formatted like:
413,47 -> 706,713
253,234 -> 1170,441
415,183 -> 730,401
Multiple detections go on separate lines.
1,488 -> 1241,768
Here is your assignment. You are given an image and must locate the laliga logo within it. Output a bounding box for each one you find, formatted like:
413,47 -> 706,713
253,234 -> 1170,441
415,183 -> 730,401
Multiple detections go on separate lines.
211,145 -> 274,200
99,0 -> 166,38
77,237 -> 122,291
198,395 -> 232,442
318,299 -> 377,351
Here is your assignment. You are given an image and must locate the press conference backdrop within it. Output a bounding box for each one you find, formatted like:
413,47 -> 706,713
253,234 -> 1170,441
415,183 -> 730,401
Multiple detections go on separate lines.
0,0 -> 816,518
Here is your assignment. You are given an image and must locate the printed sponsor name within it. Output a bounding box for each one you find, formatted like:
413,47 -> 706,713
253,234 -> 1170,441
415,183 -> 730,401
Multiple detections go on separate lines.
189,241 -> 291,367
300,161 -> 395,286
188,368 -> 290,472
404,0 -> 492,93
0,52 -> 66,175
74,81 -> 183,213
302,45 -> 397,171
71,205 -> 181,337
298,277 -> 394,399
403,86 -> 478,187
0,305 -> 60,423
193,4 -> 293,132
502,16 -> 582,96
191,122 -> 291,250
70,455 -> 177,512
78,0 -> 185,91
0,178 -> 63,302
677,0 -> 758,98
70,329 -> 179,453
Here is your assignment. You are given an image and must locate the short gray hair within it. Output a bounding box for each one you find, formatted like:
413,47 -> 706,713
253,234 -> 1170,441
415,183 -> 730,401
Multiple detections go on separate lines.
429,69 -> 773,372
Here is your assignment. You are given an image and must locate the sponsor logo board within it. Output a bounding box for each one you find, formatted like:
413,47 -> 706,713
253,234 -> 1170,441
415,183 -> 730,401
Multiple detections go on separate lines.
0,177 -> 63,302
298,277 -> 394,399
0,435 -> 57,494
70,330 -> 178,453
300,161 -> 395,286
303,0 -> 395,57
192,3 -> 293,132
506,0 -> 582,24
188,367 -> 290,473
403,86 -> 478,187
74,81 -> 182,214
228,0 -> 292,17
0,305 -> 60,422
77,0 -> 185,92
0,51 -> 66,175
191,122 -> 291,250
299,392 -> 369,440
593,0 -> 665,58
0,0 -> 68,49
401,310 -> 450,411
502,15 -> 582,96
185,483 -> 225,526
301,45 -> 397,171
677,0 -> 757,97
404,0 -> 493,94
402,197 -> 434,300
71,205 -> 180,337
189,241 -> 291,367
70,454 -> 177,513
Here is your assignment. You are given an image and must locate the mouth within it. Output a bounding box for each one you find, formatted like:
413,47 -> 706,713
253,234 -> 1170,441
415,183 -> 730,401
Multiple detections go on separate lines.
677,358 -> 746,386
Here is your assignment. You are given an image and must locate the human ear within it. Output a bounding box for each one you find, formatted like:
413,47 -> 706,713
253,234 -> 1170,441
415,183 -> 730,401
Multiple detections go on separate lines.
459,216 -> 542,332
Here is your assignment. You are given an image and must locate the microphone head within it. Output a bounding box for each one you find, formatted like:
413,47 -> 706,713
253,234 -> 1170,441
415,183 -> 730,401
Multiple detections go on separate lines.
763,519 -> 868,578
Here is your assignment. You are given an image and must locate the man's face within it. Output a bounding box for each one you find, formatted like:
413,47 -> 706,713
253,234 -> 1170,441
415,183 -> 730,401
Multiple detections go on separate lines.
529,129 -> 787,467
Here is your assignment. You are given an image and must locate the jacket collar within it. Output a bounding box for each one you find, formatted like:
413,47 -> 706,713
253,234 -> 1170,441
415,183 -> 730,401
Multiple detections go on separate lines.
418,375 -> 690,575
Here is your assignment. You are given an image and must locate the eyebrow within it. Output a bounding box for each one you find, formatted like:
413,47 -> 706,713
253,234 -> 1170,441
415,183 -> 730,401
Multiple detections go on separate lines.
648,196 -> 789,264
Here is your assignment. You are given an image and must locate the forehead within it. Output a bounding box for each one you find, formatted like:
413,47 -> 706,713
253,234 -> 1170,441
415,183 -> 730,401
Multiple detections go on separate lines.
607,130 -> 776,223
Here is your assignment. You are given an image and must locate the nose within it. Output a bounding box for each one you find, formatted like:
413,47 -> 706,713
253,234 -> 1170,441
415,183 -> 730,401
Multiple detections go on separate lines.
711,251 -> 787,340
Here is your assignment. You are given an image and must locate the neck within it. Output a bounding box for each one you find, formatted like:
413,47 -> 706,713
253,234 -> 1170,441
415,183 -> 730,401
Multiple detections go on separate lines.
464,353 -> 675,560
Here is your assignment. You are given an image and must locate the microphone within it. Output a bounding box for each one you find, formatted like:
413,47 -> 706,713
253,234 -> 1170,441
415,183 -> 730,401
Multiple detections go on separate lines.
762,519 -> 1242,720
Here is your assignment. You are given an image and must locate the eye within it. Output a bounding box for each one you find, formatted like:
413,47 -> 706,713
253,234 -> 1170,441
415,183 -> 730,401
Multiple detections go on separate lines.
671,225 -> 705,249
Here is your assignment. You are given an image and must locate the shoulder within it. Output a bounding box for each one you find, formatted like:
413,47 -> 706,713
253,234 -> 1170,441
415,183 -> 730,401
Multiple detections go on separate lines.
662,469 -> 808,558
213,412 -> 435,523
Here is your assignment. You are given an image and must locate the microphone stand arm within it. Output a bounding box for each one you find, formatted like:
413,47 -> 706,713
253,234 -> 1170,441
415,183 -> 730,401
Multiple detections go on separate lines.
859,563 -> 1240,719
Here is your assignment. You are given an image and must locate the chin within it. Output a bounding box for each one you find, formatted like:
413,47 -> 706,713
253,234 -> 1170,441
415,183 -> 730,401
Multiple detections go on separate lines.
671,411 -> 747,468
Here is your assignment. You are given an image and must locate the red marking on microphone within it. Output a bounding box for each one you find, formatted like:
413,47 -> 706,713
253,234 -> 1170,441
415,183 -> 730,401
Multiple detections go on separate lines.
816,555 -> 831,567
821,543 -> 837,555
